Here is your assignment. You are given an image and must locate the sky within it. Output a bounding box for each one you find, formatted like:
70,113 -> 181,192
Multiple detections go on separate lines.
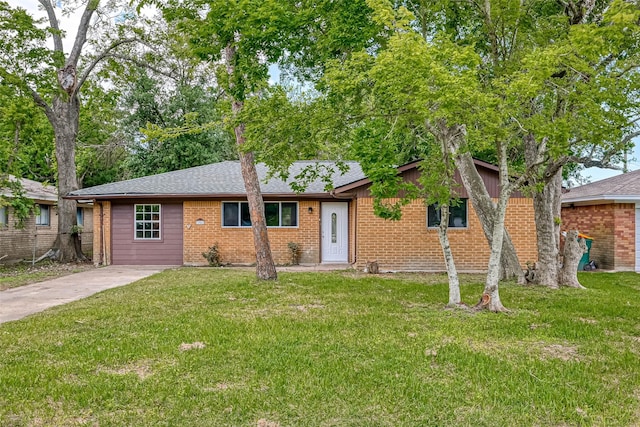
8,0 -> 639,184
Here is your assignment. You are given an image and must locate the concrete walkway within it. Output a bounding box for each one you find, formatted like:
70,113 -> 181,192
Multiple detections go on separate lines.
0,265 -> 170,324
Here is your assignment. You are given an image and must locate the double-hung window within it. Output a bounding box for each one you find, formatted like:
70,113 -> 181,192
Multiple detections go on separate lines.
427,199 -> 468,228
223,202 -> 298,227
36,204 -> 50,226
135,204 -> 161,239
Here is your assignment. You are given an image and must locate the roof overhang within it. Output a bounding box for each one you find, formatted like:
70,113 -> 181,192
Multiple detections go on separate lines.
333,157 -> 500,194
561,195 -> 640,207
65,192 -> 352,201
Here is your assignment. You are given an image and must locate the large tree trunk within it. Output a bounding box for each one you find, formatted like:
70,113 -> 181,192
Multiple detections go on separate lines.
531,167 -> 563,288
224,41 -> 277,281
51,96 -> 84,261
454,153 -> 525,284
559,230 -> 587,289
231,101 -> 277,280
437,204 -> 461,306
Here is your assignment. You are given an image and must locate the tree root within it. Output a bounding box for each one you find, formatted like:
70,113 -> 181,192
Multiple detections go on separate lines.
474,293 -> 510,313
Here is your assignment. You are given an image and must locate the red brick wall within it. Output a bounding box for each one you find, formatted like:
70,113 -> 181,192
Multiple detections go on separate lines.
561,203 -> 636,271
183,200 -> 321,265
354,197 -> 537,272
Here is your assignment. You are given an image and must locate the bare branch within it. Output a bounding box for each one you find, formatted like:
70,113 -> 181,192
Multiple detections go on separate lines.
564,155 -> 625,170
67,0 -> 99,67
107,53 -> 179,80
38,0 -> 63,53
75,38 -> 140,91
622,130 -> 640,145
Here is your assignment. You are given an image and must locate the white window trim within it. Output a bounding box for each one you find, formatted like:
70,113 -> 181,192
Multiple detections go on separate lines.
134,204 -> 162,240
427,199 -> 469,229
221,201 -> 299,228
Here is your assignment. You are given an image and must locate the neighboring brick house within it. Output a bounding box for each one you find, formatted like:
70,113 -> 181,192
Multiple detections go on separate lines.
67,160 -> 538,271
0,177 -> 93,262
561,169 -> 640,272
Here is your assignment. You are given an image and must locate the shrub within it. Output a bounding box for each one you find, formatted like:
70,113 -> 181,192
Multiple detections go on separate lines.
202,244 -> 222,267
288,242 -> 300,265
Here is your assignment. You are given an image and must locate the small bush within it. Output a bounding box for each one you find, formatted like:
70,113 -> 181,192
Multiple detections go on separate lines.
288,242 -> 300,265
202,244 -> 222,267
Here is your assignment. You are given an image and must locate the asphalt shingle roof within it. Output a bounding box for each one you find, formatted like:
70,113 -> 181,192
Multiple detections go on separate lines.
68,161 -> 365,198
2,175 -> 57,202
562,169 -> 640,202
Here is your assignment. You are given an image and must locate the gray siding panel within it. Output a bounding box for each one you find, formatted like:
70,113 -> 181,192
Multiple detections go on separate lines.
111,203 -> 183,265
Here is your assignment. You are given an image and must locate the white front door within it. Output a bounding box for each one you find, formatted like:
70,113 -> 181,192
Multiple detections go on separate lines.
321,202 -> 349,263
636,206 -> 639,272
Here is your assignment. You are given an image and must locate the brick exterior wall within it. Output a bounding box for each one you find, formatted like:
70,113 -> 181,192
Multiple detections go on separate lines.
354,197 -> 538,272
0,204 -> 58,262
561,203 -> 636,271
183,200 -> 321,266
95,196 -> 537,271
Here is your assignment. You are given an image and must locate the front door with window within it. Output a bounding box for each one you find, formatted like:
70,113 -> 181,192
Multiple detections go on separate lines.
321,202 -> 348,263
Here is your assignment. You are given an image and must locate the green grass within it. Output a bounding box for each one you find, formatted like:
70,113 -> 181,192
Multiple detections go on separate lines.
0,261 -> 93,290
1,269 -> 639,426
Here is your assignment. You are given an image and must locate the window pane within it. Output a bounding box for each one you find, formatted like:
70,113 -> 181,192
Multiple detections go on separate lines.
36,205 -> 50,226
427,200 -> 467,228
240,202 -> 251,226
76,207 -> 83,226
281,203 -> 297,226
427,204 -> 441,227
0,206 -> 6,226
223,203 -> 239,226
134,204 -> 161,239
331,213 -> 337,243
449,200 -> 467,228
265,203 -> 279,227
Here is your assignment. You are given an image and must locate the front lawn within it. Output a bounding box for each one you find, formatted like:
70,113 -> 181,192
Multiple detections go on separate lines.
0,261 -> 94,291
1,269 -> 639,426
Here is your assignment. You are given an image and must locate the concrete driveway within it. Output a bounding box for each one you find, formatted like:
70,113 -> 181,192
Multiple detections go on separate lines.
0,265 -> 171,324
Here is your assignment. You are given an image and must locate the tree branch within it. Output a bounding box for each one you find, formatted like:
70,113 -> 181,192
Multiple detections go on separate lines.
75,38 -> 140,92
28,87 -> 54,120
67,0 -> 100,67
106,52 -> 179,80
38,0 -> 63,53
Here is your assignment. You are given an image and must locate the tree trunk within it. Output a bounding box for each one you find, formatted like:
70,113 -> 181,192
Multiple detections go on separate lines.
51,96 -> 83,261
232,102 -> 278,281
475,143 -> 511,313
454,152 -> 525,284
223,44 -> 277,280
531,167 -> 563,288
559,230 -> 587,289
437,204 -> 461,306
